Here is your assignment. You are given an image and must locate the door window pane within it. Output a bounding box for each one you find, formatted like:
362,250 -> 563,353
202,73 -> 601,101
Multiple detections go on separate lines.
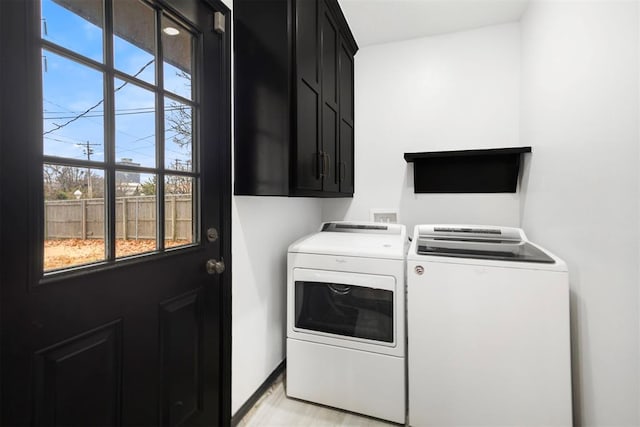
165,175 -> 195,248
116,172 -> 157,258
44,165 -> 106,270
162,15 -> 193,100
165,98 -> 193,171
43,50 -> 105,161
41,0 -> 104,63
113,0 -> 156,84
114,79 -> 156,168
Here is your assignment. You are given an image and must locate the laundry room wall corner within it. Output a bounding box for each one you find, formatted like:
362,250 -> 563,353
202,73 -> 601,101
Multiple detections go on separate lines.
520,1 -> 640,425
231,197 -> 321,415
320,23 -> 522,231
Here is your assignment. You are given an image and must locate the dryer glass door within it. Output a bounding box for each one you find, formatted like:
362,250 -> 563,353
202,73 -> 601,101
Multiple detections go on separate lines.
294,272 -> 395,343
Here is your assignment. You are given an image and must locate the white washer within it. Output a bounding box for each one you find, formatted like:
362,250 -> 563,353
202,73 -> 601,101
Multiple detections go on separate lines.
407,225 -> 572,427
287,221 -> 406,424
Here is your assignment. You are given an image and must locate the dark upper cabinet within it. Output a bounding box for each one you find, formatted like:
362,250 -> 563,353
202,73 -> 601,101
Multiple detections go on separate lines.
234,0 -> 358,197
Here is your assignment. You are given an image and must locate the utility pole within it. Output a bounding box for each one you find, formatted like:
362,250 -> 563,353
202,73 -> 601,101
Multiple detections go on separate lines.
79,141 -> 100,198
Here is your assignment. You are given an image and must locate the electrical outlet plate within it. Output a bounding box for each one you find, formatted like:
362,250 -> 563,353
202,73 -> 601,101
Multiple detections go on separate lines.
370,209 -> 399,224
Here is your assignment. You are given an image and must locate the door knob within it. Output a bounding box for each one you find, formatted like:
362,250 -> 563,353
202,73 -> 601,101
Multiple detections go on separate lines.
206,259 -> 225,275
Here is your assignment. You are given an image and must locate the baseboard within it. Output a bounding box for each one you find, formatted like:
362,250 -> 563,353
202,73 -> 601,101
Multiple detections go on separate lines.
230,359 -> 287,426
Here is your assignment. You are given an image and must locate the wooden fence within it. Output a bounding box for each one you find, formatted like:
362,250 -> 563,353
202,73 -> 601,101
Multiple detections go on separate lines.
45,195 -> 193,241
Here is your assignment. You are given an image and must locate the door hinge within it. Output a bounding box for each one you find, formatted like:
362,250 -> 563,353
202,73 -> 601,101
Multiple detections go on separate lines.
214,12 -> 225,34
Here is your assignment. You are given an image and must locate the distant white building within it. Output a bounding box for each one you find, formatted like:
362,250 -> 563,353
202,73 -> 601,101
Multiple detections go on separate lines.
116,158 -> 141,184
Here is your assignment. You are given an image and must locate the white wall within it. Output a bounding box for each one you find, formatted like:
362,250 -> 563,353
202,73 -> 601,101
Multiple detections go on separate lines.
231,197 -> 321,414
222,0 -> 323,416
322,23 -> 522,233
520,1 -> 639,425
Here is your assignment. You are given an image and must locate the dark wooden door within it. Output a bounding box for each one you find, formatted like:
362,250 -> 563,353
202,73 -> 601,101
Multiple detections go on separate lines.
0,0 -> 231,426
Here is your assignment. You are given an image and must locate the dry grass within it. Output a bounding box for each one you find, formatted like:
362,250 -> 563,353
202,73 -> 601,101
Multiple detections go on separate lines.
44,238 -> 191,271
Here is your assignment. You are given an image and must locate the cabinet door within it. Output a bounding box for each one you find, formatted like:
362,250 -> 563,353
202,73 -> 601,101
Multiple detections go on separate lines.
294,0 -> 322,192
320,3 -> 339,192
338,40 -> 354,194
234,0 -> 291,196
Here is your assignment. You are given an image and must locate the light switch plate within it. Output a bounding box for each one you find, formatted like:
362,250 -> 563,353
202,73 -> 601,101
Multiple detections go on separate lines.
370,209 -> 399,224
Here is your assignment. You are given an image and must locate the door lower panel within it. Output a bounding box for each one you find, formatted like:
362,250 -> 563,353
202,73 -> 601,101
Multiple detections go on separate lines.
32,319 -> 123,427
160,289 -> 204,427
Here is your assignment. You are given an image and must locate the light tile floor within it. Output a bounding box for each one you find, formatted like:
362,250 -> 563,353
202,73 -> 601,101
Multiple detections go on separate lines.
237,373 -> 399,427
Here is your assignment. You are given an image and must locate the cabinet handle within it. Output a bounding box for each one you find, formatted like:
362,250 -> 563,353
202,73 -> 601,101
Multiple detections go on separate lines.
318,152 -> 325,178
324,153 -> 330,178
339,161 -> 346,182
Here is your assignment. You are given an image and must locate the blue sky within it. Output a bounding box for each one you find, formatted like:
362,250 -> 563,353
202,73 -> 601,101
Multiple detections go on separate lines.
41,0 -> 193,171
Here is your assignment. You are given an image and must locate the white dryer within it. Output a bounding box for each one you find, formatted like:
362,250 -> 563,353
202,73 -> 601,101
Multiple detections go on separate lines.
287,222 -> 406,424
407,225 -> 572,427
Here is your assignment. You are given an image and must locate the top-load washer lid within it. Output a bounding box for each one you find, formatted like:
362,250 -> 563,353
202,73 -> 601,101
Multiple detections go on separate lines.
415,225 -> 555,264
288,221 -> 407,260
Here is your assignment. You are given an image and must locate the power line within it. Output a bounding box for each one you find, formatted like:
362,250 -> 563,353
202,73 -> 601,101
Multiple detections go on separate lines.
43,58 -> 155,135
43,98 -> 192,152
45,110 -> 154,120
44,105 -> 188,120
44,106 -> 156,114
44,136 -> 85,145
44,99 -> 105,131
45,128 -> 187,163
44,98 -> 155,144
44,105 -> 187,115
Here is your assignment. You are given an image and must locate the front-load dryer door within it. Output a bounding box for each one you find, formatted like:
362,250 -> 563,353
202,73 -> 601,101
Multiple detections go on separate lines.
288,268 -> 400,356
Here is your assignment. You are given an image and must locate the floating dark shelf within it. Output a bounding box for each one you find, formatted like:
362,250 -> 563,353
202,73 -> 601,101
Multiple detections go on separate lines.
404,147 -> 532,194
